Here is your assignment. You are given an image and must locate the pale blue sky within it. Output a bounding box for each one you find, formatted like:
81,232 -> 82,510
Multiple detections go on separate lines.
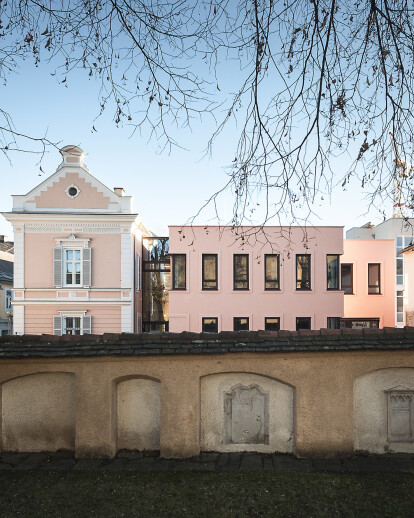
0,58 -> 391,241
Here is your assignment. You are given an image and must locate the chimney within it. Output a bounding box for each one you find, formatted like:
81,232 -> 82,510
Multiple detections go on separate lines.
0,235 -> 4,243
114,187 -> 125,197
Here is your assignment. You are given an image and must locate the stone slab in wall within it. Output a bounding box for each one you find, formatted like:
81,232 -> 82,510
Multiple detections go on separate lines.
224,384 -> 269,445
201,372 -> 293,453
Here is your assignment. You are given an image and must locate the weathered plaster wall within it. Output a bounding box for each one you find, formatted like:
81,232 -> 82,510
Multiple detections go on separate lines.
0,346 -> 412,458
2,372 -> 75,452
117,378 -> 161,450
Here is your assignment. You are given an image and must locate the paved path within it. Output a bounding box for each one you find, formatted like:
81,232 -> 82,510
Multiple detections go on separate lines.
0,451 -> 413,473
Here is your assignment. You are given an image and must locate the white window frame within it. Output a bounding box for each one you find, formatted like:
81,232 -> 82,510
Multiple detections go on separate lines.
54,235 -> 91,288
55,310 -> 91,336
63,247 -> 83,287
63,315 -> 82,335
5,288 -> 13,311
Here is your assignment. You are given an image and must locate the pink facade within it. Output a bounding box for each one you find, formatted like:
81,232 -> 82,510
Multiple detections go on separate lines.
169,226 -> 344,332
342,240 -> 395,328
3,146 -> 147,335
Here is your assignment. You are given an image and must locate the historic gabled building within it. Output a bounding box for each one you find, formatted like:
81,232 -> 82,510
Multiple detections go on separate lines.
2,145 -> 147,335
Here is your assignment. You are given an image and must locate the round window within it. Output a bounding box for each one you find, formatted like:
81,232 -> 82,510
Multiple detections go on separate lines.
68,186 -> 78,197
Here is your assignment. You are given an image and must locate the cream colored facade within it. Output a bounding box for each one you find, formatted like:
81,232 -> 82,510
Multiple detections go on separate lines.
2,146 -> 148,335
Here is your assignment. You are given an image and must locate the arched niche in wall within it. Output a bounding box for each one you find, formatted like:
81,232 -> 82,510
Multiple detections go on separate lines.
116,377 -> 161,451
1,372 -> 76,452
354,368 -> 414,454
201,372 -> 294,453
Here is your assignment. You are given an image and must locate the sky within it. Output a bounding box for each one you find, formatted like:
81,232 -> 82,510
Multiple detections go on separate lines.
0,46 -> 394,242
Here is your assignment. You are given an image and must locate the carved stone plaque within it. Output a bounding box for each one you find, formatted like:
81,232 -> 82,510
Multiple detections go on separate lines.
386,387 -> 414,443
224,384 -> 269,445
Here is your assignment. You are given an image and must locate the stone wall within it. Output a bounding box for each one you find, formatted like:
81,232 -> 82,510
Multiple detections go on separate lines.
0,329 -> 413,458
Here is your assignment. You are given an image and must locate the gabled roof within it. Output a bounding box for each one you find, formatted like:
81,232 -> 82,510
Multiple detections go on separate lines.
9,146 -> 134,215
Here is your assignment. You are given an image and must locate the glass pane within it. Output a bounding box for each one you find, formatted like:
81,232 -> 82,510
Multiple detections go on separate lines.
327,255 -> 339,289
341,264 -> 353,294
396,236 -> 403,247
203,255 -> 217,289
173,255 -> 186,289
397,297 -> 404,312
75,250 -> 81,260
75,273 -> 81,284
397,313 -> 404,323
66,263 -> 73,273
405,237 -> 412,247
66,317 -> 73,328
327,317 -> 340,329
66,273 -> 72,284
265,318 -> 280,331
397,258 -> 403,275
397,290 -> 404,296
74,317 -> 81,328
75,263 -> 81,273
234,255 -> 248,289
234,317 -> 249,331
66,250 -> 73,260
296,317 -> 311,330
265,255 -> 279,289
397,275 -> 403,285
202,318 -> 218,333
142,271 -> 171,321
368,264 -> 380,294
296,256 -> 310,289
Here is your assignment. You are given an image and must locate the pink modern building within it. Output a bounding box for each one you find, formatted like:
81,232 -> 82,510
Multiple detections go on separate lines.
2,146 -> 148,335
341,240 -> 395,328
169,225 -> 344,332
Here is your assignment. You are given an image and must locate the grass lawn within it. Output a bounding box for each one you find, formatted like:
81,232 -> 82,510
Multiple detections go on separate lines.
0,471 -> 413,517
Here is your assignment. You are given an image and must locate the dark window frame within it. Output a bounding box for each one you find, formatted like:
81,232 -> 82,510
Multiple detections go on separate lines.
265,317 -> 280,331
296,254 -> 311,291
233,317 -> 249,331
202,254 -> 218,290
233,254 -> 249,290
326,254 -> 340,291
368,263 -> 381,295
202,317 -> 218,333
296,317 -> 311,330
171,254 -> 186,290
341,263 -> 353,295
264,254 -> 280,290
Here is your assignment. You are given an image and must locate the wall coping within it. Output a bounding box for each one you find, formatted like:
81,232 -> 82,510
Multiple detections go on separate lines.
0,328 -> 413,359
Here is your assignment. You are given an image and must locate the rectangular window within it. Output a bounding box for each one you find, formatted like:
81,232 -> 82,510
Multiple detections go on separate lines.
327,317 -> 340,329
368,263 -> 381,294
396,256 -> 404,285
5,288 -> 12,311
234,317 -> 249,331
64,249 -> 82,286
397,290 -> 404,323
264,255 -> 280,290
296,255 -> 311,290
327,255 -> 340,290
233,254 -> 249,290
202,317 -> 218,333
64,316 -> 81,335
172,254 -> 186,290
202,254 -> 218,290
296,317 -> 311,330
341,264 -> 353,294
265,317 -> 280,331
